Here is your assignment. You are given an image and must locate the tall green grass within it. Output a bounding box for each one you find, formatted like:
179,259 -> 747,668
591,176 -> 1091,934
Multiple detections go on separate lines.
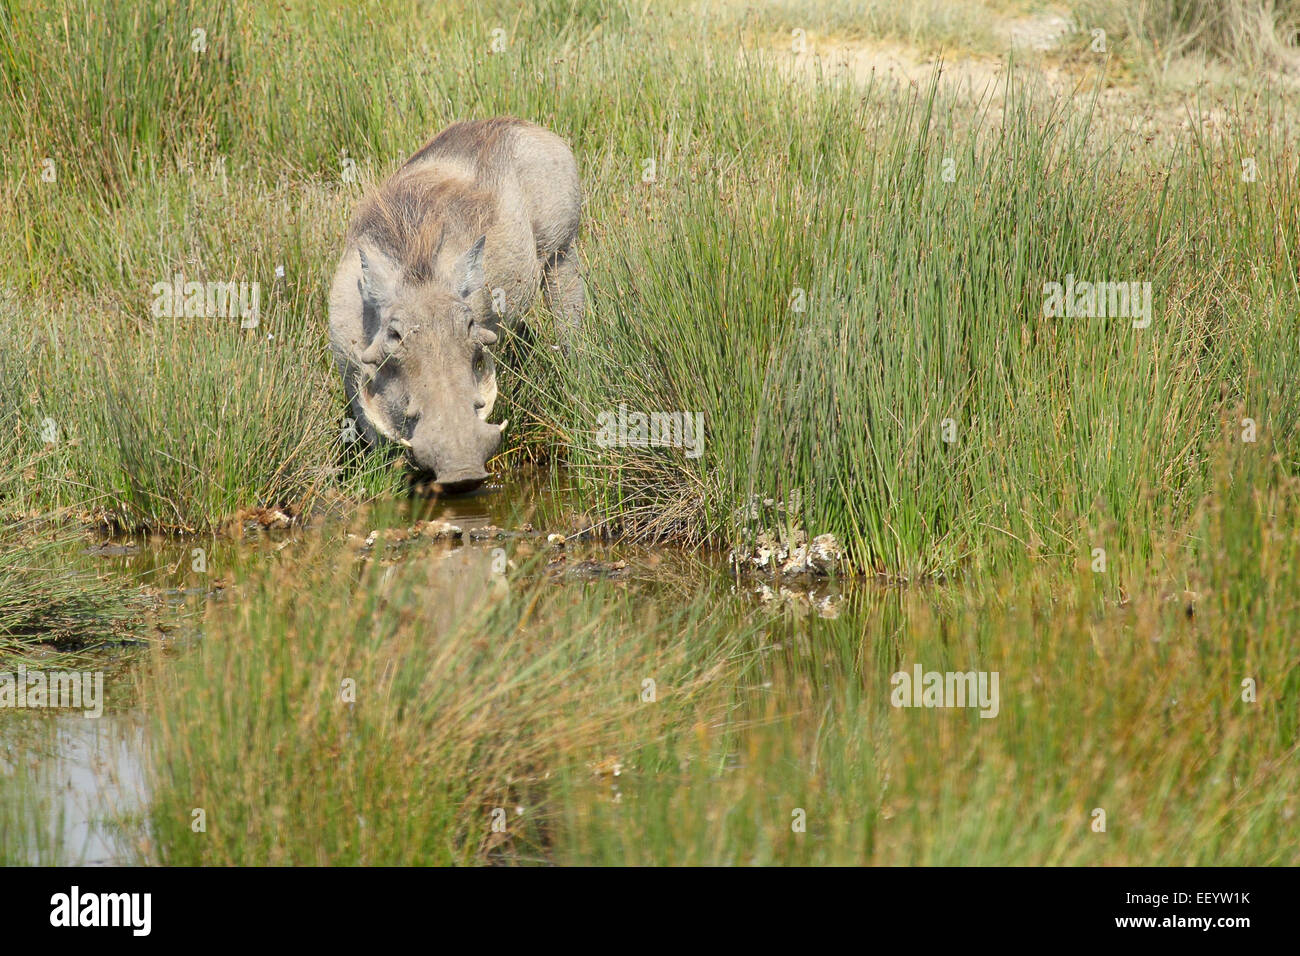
1071,0 -> 1300,75
709,0 -> 1000,51
544,71 -> 1298,576
2,0 -> 1296,578
144,542 -> 764,865
0,737 -> 67,865
556,456 -> 1300,864
135,442 -> 1300,865
0,314 -> 143,659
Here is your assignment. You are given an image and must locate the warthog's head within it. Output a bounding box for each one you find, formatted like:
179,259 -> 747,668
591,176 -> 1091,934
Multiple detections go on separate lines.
353,235 -> 505,493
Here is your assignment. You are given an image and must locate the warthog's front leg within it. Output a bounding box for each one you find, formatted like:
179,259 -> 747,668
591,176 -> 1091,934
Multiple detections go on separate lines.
542,242 -> 584,340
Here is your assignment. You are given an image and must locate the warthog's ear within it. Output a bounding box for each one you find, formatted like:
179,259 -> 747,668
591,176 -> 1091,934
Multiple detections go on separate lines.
455,235 -> 487,299
357,243 -> 398,308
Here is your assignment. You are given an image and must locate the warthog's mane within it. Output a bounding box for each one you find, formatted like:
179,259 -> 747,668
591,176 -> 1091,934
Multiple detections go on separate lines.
349,175 -> 496,285
348,118 -> 528,285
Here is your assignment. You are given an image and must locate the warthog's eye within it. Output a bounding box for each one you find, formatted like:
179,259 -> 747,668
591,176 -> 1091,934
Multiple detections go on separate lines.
472,348 -> 486,379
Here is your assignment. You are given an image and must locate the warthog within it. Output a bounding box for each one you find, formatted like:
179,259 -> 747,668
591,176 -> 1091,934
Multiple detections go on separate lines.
329,117 -> 584,492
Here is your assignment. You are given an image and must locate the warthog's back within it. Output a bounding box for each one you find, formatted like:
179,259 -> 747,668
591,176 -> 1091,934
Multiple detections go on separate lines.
404,118 -> 581,258
332,118 -> 581,345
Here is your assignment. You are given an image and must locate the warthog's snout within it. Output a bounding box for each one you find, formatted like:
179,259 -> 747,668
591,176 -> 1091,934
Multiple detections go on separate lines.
406,416 -> 506,494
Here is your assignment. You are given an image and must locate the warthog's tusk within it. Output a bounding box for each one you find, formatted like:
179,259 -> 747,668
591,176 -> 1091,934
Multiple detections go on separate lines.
497,419 -> 509,434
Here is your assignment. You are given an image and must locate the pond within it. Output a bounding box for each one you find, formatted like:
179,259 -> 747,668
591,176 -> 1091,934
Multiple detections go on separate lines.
0,469 -> 855,865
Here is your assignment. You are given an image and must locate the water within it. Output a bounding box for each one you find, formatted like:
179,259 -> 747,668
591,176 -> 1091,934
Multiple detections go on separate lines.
0,471 -> 856,864
1,715 -> 148,865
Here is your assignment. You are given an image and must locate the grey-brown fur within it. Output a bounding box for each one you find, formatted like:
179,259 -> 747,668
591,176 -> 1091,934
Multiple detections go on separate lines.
329,117 -> 584,491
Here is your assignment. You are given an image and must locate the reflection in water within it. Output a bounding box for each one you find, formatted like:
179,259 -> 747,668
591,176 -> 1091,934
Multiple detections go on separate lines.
1,715 -> 147,865
5,469 -> 887,864
404,466 -> 573,530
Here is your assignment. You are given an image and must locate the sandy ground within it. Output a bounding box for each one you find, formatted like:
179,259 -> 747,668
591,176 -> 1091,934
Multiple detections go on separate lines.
733,3 -> 1299,147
